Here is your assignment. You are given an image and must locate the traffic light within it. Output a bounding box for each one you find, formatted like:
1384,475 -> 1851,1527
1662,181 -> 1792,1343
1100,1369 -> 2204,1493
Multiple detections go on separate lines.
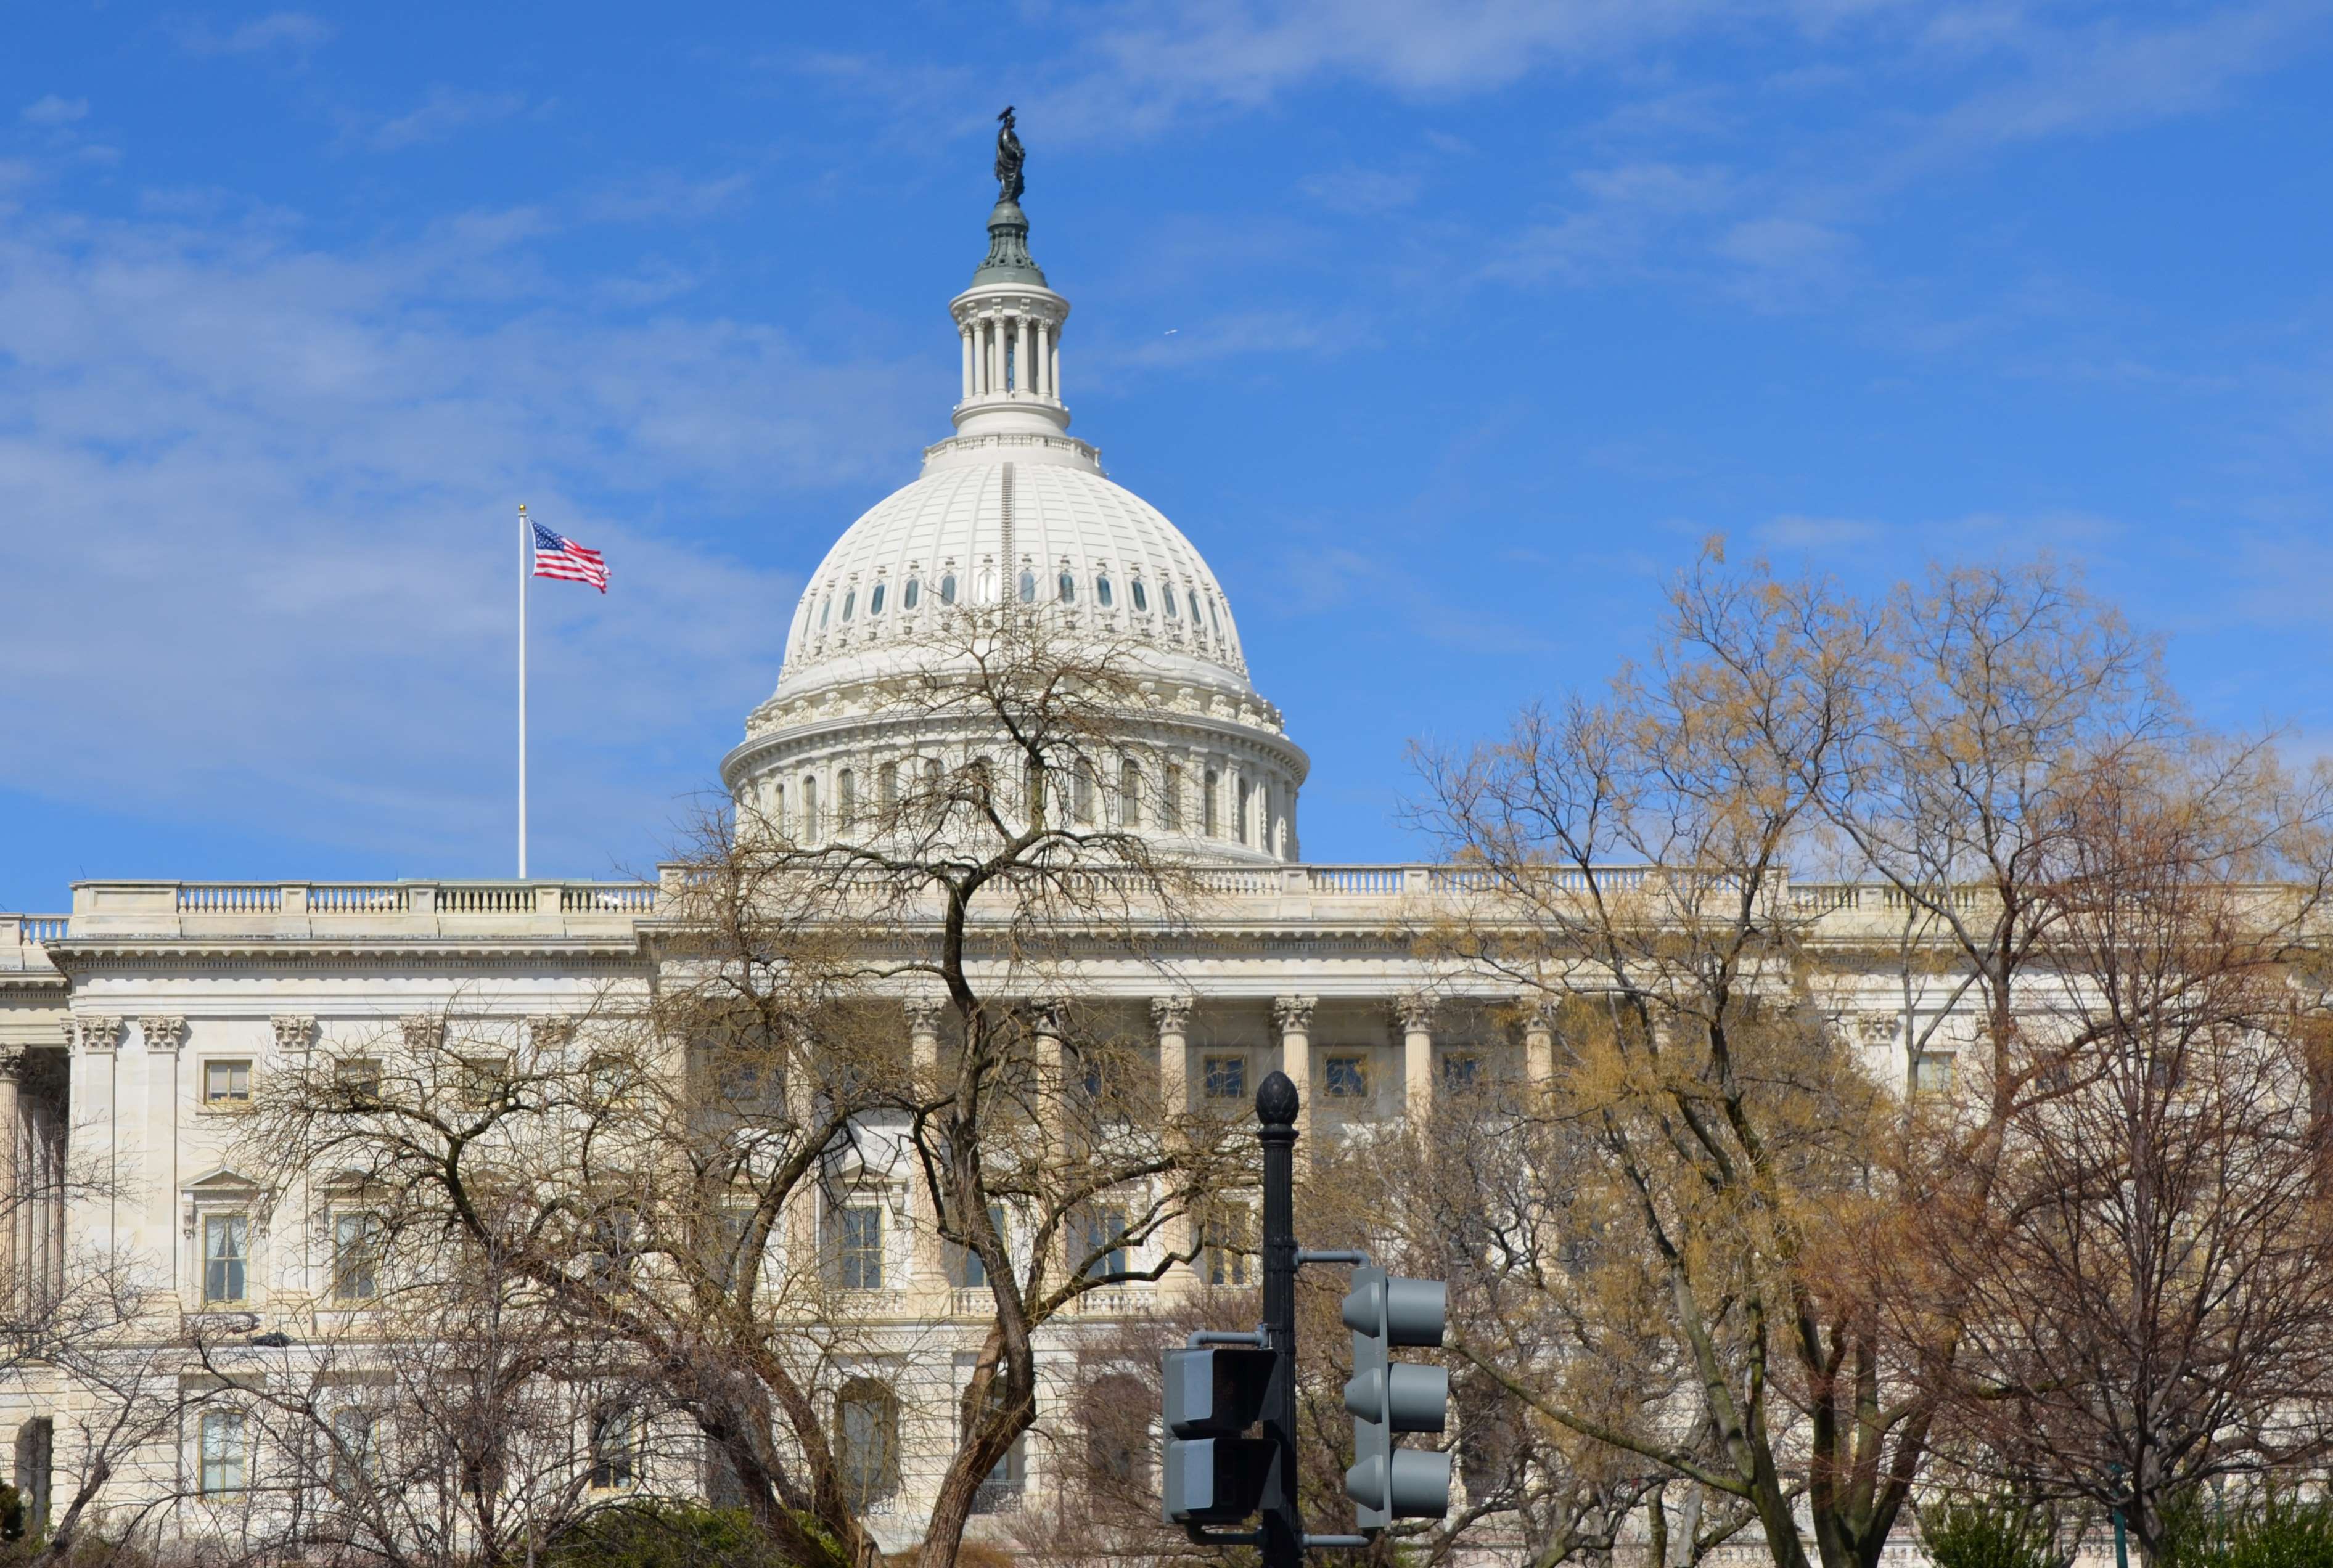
1342,1265 -> 1451,1529
1160,1345 -> 1278,1525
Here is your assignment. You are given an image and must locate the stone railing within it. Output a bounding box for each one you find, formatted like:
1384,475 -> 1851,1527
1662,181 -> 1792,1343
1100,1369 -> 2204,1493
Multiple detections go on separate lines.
3,915 -> 70,947
66,881 -> 658,941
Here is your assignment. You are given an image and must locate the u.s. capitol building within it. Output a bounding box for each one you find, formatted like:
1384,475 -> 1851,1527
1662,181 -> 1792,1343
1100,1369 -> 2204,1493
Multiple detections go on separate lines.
0,157 -> 1948,1561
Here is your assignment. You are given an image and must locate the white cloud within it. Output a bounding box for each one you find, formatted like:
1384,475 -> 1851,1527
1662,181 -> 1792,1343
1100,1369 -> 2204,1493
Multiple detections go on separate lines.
1760,513 -> 1882,548
364,87 -> 530,152
1298,164 -> 1423,215
171,11 -> 334,58
0,198 -> 932,874
20,96 -> 88,126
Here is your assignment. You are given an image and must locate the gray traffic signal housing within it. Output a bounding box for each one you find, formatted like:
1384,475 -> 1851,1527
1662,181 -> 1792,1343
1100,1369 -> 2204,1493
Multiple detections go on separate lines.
1160,1345 -> 1278,1525
1342,1265 -> 1451,1529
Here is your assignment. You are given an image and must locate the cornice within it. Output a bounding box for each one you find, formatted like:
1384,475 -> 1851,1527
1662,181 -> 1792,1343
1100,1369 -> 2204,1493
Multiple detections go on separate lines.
40,936 -> 650,978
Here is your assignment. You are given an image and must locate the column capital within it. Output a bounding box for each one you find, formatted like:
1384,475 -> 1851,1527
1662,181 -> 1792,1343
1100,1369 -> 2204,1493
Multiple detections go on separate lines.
1150,995 -> 1194,1036
1271,995 -> 1317,1036
401,1016 -> 446,1053
1392,994 -> 1437,1035
73,1015 -> 122,1054
270,1015 -> 319,1053
0,1048 -> 25,1082
903,997 -> 947,1034
140,1016 -> 187,1055
1518,995 -> 1559,1035
526,1016 -> 577,1050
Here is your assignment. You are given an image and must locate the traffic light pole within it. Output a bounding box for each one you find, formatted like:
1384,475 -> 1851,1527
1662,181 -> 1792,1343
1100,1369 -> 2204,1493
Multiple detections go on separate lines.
1256,1070 -> 1302,1568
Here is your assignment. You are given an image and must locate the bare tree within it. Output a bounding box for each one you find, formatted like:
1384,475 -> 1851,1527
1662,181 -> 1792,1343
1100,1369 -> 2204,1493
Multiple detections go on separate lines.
1913,741 -> 2333,1564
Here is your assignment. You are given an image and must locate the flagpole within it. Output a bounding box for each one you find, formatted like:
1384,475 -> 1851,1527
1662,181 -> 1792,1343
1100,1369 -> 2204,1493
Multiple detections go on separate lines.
517,502 -> 528,880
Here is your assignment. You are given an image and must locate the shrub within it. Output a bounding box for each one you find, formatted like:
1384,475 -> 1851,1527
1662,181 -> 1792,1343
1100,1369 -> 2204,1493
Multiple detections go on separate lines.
549,1500 -> 813,1568
1922,1495 -> 2069,1568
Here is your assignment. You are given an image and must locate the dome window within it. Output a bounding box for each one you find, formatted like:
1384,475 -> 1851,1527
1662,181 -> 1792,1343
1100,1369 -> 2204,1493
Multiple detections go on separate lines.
869,584 -> 885,615
1019,570 -> 1036,603
1131,581 -> 1147,613
1187,590 -> 1202,628
903,578 -> 919,610
842,590 -> 855,622
1096,576 -> 1113,608
1163,587 -> 1179,619
1207,598 -> 1221,638
1057,572 -> 1075,604
975,570 -> 996,603
819,597 -> 831,629
941,574 -> 958,605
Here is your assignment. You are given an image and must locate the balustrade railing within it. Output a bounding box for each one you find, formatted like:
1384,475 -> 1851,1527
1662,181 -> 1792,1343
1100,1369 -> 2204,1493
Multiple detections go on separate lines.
436,885 -> 535,915
6,915 -> 68,945
176,884 -> 281,913
308,884 -> 408,913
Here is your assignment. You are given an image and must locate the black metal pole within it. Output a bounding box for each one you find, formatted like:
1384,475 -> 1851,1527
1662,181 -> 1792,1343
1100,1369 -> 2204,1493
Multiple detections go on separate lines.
1257,1070 -> 1301,1568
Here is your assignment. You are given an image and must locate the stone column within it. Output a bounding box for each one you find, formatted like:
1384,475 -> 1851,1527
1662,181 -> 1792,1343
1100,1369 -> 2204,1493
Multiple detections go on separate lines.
1035,321 -> 1051,398
959,325 -> 974,401
68,1016 -> 120,1257
903,999 -> 947,1291
1272,996 -> 1315,1147
1153,997 -> 1194,1288
1523,1001 -> 1555,1086
139,1018 -> 186,1289
1015,316 -> 1033,394
1395,995 -> 1436,1122
1050,336 -> 1060,402
988,319 -> 1004,396
0,1051 -> 20,1310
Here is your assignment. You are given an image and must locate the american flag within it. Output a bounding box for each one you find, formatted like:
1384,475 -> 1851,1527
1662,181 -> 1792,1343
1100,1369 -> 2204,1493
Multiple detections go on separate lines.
531,520 -> 609,592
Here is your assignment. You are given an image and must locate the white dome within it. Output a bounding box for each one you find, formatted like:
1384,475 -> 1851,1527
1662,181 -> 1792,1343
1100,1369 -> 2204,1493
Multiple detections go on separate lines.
770,439 -> 1251,703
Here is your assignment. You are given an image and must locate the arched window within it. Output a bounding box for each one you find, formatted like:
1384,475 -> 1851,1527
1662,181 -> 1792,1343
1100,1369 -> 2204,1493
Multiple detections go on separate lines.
837,769 -> 855,826
1163,586 -> 1179,619
1019,570 -> 1037,603
869,583 -> 885,615
771,781 -> 787,838
1096,575 -> 1113,608
1073,761 -> 1096,825
1058,571 -> 1075,603
940,573 -> 957,605
1188,590 -> 1203,628
1208,598 -> 1223,638
1131,579 -> 1147,613
1203,769 -> 1220,838
903,577 -> 920,610
802,775 -> 820,839
1119,761 -> 1141,827
1237,778 -> 1252,846
835,1380 -> 900,1510
818,597 -> 831,629
1163,764 -> 1184,831
841,590 -> 855,622
974,569 -> 995,603
878,761 -> 898,812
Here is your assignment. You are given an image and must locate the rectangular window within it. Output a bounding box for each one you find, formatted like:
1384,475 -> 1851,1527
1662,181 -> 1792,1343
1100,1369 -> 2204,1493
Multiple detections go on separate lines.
200,1409 -> 246,1495
1203,1055 -> 1247,1100
952,1203 -> 1007,1289
1326,1055 -> 1369,1098
589,1407 -> 636,1490
1440,1053 -> 1482,1093
332,1407 -> 378,1490
1081,1206 -> 1129,1281
334,1056 -> 382,1101
203,1214 -> 248,1304
1913,1051 -> 1956,1096
203,1060 -> 252,1106
1202,1205 -> 1252,1288
332,1212 -> 382,1302
837,1204 -> 884,1291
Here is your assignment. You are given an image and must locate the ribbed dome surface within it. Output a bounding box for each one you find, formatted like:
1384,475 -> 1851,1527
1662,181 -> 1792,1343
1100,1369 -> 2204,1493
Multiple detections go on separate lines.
773,453 -> 1250,699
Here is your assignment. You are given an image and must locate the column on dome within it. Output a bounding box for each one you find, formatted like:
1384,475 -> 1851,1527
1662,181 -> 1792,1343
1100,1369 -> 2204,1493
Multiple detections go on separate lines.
1152,997 -> 1193,1280
1049,333 -> 1060,402
988,317 -> 1004,397
1396,995 -> 1436,1121
960,324 -> 974,401
1015,315 -> 1032,395
1035,321 -> 1051,399
1273,997 -> 1315,1151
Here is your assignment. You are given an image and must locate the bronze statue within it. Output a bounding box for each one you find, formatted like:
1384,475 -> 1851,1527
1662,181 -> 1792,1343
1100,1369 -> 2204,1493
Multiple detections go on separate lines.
994,105 -> 1025,203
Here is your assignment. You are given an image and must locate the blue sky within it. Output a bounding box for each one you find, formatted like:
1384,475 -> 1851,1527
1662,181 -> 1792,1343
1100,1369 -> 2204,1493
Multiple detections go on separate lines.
4,1 -> 2332,910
